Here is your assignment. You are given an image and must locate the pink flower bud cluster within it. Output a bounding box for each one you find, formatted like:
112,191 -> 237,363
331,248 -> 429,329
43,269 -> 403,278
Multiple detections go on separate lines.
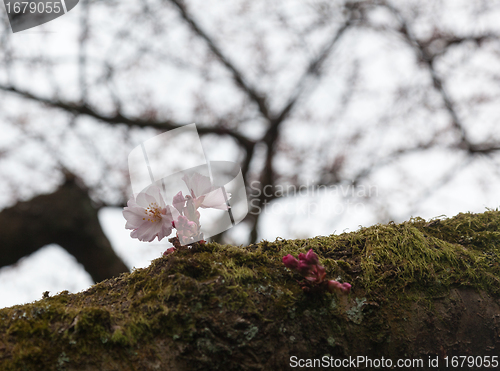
123,172 -> 229,254
283,249 -> 351,294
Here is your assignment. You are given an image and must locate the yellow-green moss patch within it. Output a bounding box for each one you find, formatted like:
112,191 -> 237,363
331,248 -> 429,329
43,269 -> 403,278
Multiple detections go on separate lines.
1,210 -> 499,370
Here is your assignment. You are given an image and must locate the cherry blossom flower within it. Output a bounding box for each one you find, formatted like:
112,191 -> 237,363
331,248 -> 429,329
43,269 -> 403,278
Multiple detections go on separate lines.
299,249 -> 319,265
124,171 -> 231,249
284,249 -> 325,283
301,261 -> 326,283
182,172 -> 229,210
163,247 -> 176,256
172,191 -> 185,214
283,254 -> 299,270
168,172 -> 231,245
183,196 -> 201,224
173,215 -> 201,245
123,185 -> 177,242
283,249 -> 351,295
328,281 -> 351,294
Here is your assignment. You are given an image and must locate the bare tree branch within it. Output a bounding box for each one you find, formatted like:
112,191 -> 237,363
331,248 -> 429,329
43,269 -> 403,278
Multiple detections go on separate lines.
249,18 -> 353,242
167,0 -> 270,118
381,1 -> 469,147
0,173 -> 129,282
274,20 -> 352,125
0,84 -> 255,152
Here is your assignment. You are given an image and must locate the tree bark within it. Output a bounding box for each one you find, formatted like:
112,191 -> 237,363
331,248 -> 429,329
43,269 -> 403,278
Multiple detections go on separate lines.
0,211 -> 499,370
0,174 -> 129,283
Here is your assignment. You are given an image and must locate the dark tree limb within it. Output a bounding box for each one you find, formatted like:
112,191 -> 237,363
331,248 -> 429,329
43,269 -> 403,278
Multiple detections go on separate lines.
0,84 -> 256,152
0,173 -> 129,283
249,19 -> 353,243
167,0 -> 270,118
381,2 -> 470,147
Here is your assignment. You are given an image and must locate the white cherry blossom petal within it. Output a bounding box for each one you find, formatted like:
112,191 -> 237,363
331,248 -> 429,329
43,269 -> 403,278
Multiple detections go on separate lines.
123,185 -> 175,242
199,188 -> 229,210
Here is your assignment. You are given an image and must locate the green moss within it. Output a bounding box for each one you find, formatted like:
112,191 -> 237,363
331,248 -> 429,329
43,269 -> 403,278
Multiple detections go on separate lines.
1,210 -> 500,369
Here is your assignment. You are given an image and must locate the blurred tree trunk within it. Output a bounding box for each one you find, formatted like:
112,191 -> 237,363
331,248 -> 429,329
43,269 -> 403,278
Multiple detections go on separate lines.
0,174 -> 129,283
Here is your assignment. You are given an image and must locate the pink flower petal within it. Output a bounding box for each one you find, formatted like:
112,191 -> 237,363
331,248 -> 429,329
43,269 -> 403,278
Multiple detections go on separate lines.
327,280 -> 351,295
200,188 -> 229,210
282,254 -> 299,270
182,173 -> 212,198
304,249 -> 319,265
123,185 -> 175,242
163,247 -> 176,256
172,191 -> 185,214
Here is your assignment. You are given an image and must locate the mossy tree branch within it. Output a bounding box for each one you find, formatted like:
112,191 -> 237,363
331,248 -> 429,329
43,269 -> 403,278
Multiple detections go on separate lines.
1,210 -> 499,370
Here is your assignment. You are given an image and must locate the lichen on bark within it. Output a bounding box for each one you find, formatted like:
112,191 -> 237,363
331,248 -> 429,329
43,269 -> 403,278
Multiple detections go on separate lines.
1,210 -> 500,370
